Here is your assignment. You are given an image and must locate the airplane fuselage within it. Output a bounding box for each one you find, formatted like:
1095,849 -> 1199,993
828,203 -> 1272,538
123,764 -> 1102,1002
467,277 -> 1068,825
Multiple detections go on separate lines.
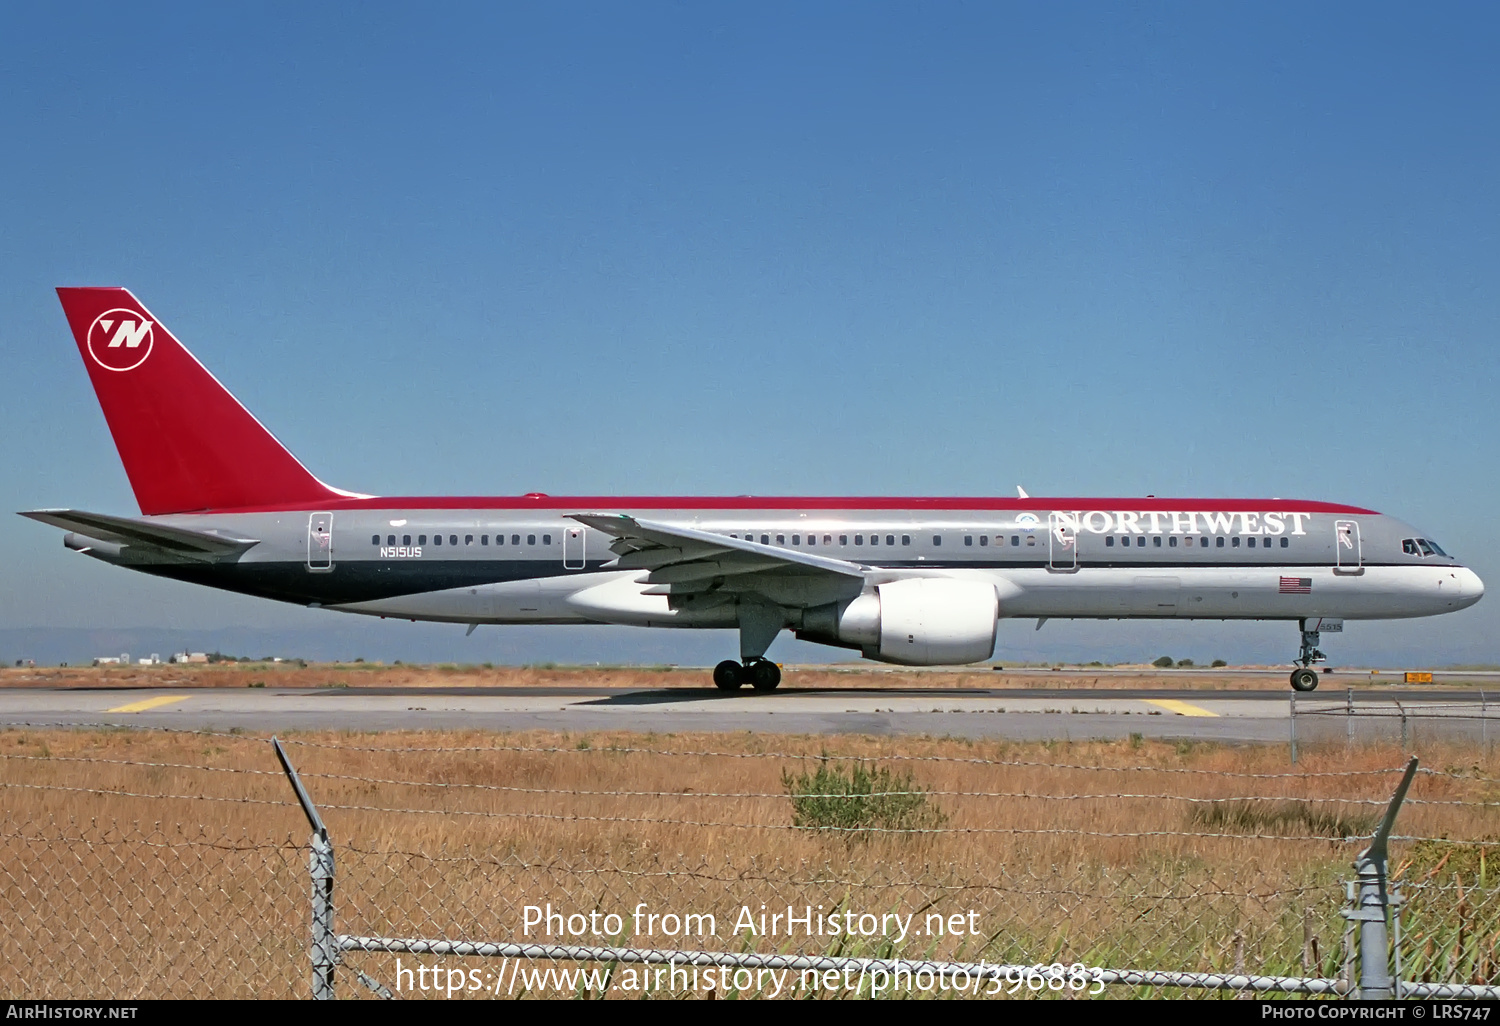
72,498 -> 1479,632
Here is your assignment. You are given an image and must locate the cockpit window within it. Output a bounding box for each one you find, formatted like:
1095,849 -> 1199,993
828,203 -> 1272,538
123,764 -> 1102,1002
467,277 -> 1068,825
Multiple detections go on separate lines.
1416,539 -> 1435,557
1422,539 -> 1449,557
1403,539 -> 1419,556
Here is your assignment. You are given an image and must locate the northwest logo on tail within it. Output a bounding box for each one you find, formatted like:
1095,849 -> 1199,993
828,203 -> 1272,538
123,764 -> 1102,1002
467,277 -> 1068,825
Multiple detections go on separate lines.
86,308 -> 154,372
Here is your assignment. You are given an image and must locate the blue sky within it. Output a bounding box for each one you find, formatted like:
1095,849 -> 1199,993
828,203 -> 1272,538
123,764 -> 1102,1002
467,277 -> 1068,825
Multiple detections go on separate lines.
1,3 -> 1497,665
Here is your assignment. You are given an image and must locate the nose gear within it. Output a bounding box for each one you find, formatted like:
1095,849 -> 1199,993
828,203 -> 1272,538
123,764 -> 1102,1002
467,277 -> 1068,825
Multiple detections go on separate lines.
1289,619 -> 1327,692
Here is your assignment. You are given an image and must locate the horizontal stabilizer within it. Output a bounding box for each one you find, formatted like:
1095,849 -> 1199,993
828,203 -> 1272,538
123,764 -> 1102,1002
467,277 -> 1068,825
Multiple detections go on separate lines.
20,509 -> 259,560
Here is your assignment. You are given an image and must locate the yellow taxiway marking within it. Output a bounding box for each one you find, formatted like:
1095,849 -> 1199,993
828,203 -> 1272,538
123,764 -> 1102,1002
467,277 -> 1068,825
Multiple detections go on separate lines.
107,695 -> 191,714
1144,699 -> 1219,718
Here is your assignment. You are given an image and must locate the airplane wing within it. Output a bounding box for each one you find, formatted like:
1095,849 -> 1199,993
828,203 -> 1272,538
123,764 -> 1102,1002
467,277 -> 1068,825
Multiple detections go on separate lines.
19,509 -> 259,561
566,513 -> 867,608
569,513 -> 865,578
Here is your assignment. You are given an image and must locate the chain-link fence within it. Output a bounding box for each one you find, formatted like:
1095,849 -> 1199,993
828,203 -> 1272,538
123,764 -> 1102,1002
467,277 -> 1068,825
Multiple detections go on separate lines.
3,722 -> 1500,998
1290,689 -> 1500,754
0,819 -> 306,998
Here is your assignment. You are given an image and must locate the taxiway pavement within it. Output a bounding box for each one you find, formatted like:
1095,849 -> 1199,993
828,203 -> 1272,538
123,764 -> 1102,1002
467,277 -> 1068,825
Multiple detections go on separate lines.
2,684 -> 1492,744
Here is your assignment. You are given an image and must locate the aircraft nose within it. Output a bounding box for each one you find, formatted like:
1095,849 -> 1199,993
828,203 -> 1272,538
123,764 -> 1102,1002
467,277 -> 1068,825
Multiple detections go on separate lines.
1459,567 -> 1484,606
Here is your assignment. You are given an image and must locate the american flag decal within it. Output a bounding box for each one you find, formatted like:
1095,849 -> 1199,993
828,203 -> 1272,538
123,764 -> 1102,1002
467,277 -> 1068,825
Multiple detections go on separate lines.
1280,577 -> 1313,594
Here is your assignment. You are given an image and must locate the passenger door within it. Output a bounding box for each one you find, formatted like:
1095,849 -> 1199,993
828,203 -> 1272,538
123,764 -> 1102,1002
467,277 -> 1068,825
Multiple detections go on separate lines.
1048,512 -> 1078,572
307,513 -> 333,572
1334,520 -> 1362,575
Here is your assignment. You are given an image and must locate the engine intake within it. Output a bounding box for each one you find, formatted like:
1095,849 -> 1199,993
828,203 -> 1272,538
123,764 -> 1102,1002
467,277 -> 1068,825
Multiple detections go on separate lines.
798,578 -> 998,665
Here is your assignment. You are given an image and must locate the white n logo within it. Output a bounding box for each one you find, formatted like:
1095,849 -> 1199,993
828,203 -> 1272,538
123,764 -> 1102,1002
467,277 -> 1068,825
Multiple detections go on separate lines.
99,319 -> 153,348
86,307 -> 156,372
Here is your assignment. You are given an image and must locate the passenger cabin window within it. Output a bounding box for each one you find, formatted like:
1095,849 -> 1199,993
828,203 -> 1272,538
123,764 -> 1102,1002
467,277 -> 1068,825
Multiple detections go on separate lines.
933,535 -> 942,546
792,534 -> 800,545
888,535 -> 896,546
465,535 -> 474,545
806,535 -> 815,546
1184,537 -> 1193,547
388,535 -> 396,546
527,534 -> 536,546
1106,536 -> 1115,547
1169,536 -> 1177,547
418,535 -> 427,545
1152,536 -> 1161,547
760,534 -> 770,545
1281,538 -> 1289,548
1136,537 -> 1145,547
777,534 -> 785,545
840,535 -> 848,545
433,535 -> 442,546
870,534 -> 878,546
1026,536 -> 1035,547
401,535 -> 410,546
1011,536 -> 1019,546
481,535 -> 489,545
371,534 -> 380,545
543,534 -> 552,545
1216,537 -> 1225,548
450,535 -> 458,546
855,535 -> 864,545
824,535 -> 833,545
902,535 -> 911,545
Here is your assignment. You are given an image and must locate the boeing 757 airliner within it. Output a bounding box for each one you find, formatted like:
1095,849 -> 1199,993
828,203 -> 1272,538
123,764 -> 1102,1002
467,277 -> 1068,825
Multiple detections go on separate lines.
24,288 -> 1483,692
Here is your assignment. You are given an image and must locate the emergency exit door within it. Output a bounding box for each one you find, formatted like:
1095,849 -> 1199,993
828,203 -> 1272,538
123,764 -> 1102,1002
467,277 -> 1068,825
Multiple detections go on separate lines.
563,526 -> 585,569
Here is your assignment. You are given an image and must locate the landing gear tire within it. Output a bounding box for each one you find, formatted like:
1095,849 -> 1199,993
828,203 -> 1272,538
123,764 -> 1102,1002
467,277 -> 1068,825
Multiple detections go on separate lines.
1290,668 -> 1320,692
713,660 -> 744,691
747,660 -> 781,692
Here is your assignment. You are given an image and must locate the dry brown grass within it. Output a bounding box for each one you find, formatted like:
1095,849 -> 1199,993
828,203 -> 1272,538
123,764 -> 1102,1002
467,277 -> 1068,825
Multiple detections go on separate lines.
0,662 -> 1396,692
3,726 -> 1498,998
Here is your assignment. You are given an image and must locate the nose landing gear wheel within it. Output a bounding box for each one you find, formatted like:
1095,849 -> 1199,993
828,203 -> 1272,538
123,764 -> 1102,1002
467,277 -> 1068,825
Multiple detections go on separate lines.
747,659 -> 781,692
713,660 -> 744,691
1290,668 -> 1319,692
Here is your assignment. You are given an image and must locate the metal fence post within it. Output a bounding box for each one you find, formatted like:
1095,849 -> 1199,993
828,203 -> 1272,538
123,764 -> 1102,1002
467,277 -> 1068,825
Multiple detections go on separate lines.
310,832 -> 336,1000
1482,690 -> 1488,752
273,737 -> 337,1000
1343,757 -> 1418,1000
1346,687 -> 1354,750
1290,693 -> 1298,765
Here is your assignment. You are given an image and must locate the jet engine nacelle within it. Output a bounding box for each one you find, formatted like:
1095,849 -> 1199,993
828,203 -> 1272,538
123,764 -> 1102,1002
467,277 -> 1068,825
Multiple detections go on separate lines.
798,578 -> 999,666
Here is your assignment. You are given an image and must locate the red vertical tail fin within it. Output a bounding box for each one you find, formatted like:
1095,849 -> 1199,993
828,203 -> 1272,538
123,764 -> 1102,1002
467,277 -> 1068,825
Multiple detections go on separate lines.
56,287 -> 356,515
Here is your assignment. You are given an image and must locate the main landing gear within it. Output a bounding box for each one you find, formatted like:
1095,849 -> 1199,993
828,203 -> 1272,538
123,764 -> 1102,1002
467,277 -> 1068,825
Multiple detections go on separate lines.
714,599 -> 786,692
1290,619 -> 1328,692
713,658 -> 781,692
